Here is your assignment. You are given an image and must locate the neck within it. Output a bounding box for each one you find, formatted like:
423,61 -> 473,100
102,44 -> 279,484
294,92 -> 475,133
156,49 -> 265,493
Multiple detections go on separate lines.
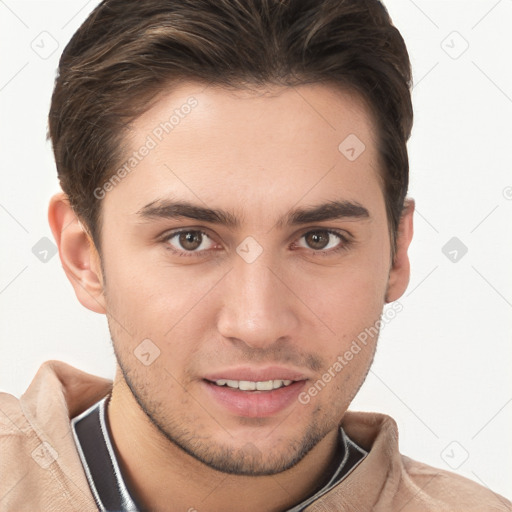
107,371 -> 341,512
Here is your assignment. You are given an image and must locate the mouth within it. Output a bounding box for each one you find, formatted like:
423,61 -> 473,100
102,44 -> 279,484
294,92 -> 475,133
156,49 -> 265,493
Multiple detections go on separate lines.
201,368 -> 308,418
208,379 -> 294,391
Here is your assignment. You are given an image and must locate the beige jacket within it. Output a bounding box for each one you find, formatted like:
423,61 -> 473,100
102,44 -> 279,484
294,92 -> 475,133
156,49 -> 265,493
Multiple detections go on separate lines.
0,360 -> 510,511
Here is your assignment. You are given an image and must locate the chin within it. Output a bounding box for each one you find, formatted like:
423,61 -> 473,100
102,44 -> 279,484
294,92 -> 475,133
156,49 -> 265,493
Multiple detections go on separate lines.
160,419 -> 330,477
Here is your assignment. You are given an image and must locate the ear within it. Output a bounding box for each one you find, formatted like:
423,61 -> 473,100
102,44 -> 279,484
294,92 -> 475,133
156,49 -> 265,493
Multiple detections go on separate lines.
48,192 -> 106,314
385,198 -> 414,303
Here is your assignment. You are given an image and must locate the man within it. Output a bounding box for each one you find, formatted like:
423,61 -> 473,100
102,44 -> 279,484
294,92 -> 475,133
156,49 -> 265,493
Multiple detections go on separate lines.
0,0 -> 510,510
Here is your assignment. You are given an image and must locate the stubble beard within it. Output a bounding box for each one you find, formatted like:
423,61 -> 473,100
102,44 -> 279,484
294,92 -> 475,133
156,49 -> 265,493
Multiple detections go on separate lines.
113,351 -> 341,476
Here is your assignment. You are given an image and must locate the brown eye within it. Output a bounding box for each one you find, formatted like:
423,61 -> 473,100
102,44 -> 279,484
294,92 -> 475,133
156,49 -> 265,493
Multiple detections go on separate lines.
178,231 -> 203,250
304,231 -> 330,250
165,230 -> 215,254
297,229 -> 346,253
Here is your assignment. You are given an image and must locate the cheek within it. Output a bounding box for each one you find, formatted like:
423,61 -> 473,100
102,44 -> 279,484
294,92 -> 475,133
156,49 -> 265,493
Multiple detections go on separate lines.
298,258 -> 388,338
102,242 -> 195,315
102,248 -> 222,362
289,249 -> 389,389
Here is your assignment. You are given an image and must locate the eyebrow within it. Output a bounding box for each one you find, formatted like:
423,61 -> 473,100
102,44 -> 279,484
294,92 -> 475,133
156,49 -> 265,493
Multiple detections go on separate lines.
136,198 -> 370,229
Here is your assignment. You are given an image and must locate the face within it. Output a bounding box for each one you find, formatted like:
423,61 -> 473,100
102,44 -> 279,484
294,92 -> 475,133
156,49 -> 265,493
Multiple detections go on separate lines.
96,82 -> 396,475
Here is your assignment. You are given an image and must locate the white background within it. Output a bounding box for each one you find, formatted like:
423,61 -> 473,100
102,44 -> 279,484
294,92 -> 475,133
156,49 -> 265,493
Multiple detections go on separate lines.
1,0 -> 511,502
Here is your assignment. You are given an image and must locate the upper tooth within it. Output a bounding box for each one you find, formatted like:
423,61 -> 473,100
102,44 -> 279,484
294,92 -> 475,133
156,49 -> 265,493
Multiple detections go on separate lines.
214,379 -> 293,390
239,380 -> 256,391
256,380 -> 274,391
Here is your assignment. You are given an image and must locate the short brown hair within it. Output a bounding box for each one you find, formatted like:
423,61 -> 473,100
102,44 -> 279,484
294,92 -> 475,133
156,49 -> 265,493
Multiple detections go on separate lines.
48,0 -> 413,255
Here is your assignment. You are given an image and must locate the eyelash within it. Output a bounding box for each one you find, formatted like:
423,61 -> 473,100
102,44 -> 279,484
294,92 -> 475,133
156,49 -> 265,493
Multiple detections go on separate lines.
161,228 -> 351,258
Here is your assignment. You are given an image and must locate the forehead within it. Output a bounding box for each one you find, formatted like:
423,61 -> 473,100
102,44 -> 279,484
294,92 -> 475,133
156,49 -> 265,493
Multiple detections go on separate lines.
104,81 -> 384,225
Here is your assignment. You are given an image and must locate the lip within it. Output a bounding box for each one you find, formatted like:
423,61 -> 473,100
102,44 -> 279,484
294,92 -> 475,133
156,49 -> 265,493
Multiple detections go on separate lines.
203,380 -> 306,418
203,365 -> 310,383
202,366 -> 309,418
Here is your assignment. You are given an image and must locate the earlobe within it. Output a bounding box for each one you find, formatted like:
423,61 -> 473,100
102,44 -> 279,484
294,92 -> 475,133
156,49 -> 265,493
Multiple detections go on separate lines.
385,198 -> 415,303
48,192 -> 106,314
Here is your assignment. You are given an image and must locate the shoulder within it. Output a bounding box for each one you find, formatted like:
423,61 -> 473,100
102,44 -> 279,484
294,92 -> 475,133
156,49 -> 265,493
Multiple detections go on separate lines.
400,455 -> 512,511
0,389 -> 54,511
0,361 -> 109,511
334,410 -> 512,511
0,389 -> 28,446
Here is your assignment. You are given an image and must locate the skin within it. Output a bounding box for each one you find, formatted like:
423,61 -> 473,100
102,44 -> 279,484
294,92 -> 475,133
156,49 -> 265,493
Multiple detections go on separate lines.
49,81 -> 414,512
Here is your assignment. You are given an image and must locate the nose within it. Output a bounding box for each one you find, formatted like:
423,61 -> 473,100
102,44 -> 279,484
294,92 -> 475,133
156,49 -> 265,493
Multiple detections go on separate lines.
216,251 -> 299,350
